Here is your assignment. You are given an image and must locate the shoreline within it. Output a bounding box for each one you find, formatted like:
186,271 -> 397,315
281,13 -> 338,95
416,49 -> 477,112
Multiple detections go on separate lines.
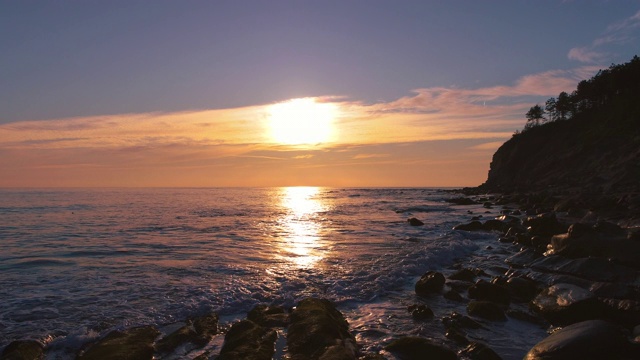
3,191 -> 639,359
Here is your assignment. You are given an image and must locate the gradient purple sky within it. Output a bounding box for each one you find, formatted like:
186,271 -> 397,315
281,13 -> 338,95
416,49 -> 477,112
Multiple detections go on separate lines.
1,1 -> 639,187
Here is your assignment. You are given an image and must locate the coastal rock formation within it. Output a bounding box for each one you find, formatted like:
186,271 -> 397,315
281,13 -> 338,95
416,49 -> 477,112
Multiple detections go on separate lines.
415,271 -> 445,297
524,320 -> 630,360
287,298 -> 357,360
156,312 -> 218,354
384,337 -> 457,360
0,340 -> 44,360
77,326 -> 160,360
530,283 -> 604,326
217,320 -> 277,360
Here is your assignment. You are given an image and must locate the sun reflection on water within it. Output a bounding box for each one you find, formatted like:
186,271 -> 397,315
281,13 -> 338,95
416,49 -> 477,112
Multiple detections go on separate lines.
277,186 -> 327,268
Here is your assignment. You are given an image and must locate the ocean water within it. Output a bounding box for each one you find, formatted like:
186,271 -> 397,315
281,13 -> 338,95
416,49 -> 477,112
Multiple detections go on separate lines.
0,187 -> 547,359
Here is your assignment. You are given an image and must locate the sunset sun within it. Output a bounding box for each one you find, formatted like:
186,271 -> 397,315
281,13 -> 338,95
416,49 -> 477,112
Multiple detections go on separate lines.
268,98 -> 337,145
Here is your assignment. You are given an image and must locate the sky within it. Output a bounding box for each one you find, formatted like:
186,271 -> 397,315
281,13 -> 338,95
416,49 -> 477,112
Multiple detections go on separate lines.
1,1 -> 639,187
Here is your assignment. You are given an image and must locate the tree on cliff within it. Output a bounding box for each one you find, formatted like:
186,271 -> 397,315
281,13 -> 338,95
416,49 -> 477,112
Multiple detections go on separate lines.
524,104 -> 545,130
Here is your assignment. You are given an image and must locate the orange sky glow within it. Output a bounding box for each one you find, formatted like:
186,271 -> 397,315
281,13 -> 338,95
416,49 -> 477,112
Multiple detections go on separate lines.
0,67 -> 594,187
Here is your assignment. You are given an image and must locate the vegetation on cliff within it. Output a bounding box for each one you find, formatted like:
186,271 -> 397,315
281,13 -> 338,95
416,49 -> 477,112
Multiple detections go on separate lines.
480,55 -> 640,202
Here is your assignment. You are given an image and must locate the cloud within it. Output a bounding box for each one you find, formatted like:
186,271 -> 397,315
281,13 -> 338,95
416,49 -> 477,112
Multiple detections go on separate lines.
569,9 -> 640,63
352,153 -> 390,160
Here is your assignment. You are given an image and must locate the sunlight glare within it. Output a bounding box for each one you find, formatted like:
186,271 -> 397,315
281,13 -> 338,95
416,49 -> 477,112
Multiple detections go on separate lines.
268,98 -> 337,145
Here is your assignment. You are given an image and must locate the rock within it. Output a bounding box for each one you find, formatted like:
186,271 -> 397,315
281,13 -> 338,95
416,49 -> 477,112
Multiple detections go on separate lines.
524,320 -> 630,360
442,311 -> 483,329
247,305 -> 289,328
530,256 -> 634,282
449,268 -> 477,281
467,301 -> 507,321
504,277 -> 539,302
78,325 -> 160,360
523,213 -> 566,236
467,280 -> 510,305
218,320 -> 277,360
505,248 -> 542,268
1,340 -> 44,360
459,342 -> 502,360
156,312 -> 218,353
415,271 -> 445,297
384,337 -> 456,360
443,289 -> 465,302
445,328 -> 469,345
505,309 -> 546,325
287,298 -> 356,360
547,228 -> 640,268
530,283 -> 604,326
482,219 -> 509,233
601,298 -> 640,328
447,197 -> 477,205
408,304 -> 434,320
407,217 -> 424,226
453,221 -> 485,231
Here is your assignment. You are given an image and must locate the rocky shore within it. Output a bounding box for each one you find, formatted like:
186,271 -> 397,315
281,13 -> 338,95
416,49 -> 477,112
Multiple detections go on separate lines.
3,192 -> 639,360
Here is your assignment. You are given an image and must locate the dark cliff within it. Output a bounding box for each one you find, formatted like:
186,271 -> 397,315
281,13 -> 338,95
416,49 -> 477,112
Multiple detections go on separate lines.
476,56 -> 640,215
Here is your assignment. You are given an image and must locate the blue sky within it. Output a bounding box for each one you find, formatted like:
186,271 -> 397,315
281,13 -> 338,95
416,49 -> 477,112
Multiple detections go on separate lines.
1,1 -> 639,186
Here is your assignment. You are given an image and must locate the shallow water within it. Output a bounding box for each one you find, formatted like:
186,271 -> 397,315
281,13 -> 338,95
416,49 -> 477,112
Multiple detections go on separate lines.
0,187 -> 547,358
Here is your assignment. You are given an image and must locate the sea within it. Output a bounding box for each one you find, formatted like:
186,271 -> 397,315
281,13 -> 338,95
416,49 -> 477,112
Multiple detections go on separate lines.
0,187 -> 548,359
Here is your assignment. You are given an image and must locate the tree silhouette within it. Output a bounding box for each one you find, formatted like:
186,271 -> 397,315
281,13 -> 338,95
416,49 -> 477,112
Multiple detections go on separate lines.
525,104 -> 545,130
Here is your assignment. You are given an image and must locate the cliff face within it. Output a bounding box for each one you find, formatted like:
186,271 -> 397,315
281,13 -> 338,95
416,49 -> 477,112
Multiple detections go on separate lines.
480,112 -> 640,197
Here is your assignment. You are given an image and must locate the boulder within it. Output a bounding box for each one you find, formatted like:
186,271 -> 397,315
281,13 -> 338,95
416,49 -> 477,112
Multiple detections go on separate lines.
600,298 -> 640,328
504,277 -> 539,302
287,298 -> 356,360
407,304 -> 434,320
442,311 -> 483,329
156,312 -> 218,353
483,219 -> 510,233
78,325 -> 160,360
443,289 -> 465,302
467,301 -> 507,321
447,197 -> 477,205
453,221 -> 485,231
523,213 -> 566,236
384,337 -> 456,360
524,320 -> 630,360
407,218 -> 424,226
218,320 -> 277,360
459,342 -> 502,360
547,229 -> 640,268
1,340 -> 44,360
530,283 -> 604,326
415,271 -> 445,297
247,305 -> 289,328
505,248 -> 542,268
449,268 -> 477,281
468,280 -> 510,305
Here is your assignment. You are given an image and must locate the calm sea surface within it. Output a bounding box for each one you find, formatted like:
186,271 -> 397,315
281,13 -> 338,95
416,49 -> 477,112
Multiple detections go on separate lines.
0,188 -> 547,359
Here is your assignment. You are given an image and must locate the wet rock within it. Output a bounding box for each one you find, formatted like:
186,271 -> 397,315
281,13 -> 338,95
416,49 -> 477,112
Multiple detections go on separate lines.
415,271 -> 445,297
459,342 -> 502,360
156,312 -> 218,353
530,283 -> 604,326
505,249 -> 542,268
483,219 -> 509,233
601,298 -> 640,328
287,298 -> 356,360
443,289 -> 465,302
408,304 -> 434,320
407,217 -> 424,226
497,215 -> 521,226
524,320 -> 629,360
449,268 -> 476,281
504,277 -> 539,302
384,337 -> 456,360
505,309 -> 546,325
247,305 -> 289,328
547,227 -> 640,268
466,301 -> 507,321
453,221 -> 484,232
78,325 -> 160,360
1,340 -> 44,360
467,280 -> 510,305
218,320 -> 277,360
447,197 -> 477,205
523,213 -> 566,236
589,281 -> 639,299
442,311 -> 483,329
530,256 -> 634,282
445,328 -> 469,345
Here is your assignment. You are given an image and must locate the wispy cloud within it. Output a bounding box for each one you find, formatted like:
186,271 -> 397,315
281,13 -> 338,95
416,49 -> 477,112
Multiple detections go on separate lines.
568,9 -> 640,63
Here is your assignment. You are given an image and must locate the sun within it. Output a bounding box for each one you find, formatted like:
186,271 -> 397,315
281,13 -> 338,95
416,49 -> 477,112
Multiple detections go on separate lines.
268,98 -> 337,145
